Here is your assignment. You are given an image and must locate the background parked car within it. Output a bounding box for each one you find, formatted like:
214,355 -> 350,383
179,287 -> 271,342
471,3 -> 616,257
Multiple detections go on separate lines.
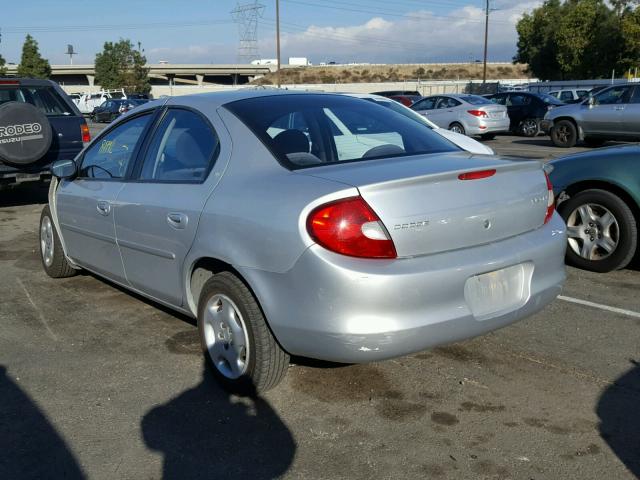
547,89 -> 590,104
486,91 -> 565,137
410,94 -> 509,139
343,93 -> 494,154
541,83 -> 640,148
550,145 -> 639,272
91,99 -> 148,123
76,89 -> 127,114
0,78 -> 89,185
371,90 -> 422,106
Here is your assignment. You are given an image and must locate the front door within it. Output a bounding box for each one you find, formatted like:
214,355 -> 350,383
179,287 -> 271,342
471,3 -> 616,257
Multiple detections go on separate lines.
56,112 -> 154,282
115,108 -> 223,306
581,85 -> 631,135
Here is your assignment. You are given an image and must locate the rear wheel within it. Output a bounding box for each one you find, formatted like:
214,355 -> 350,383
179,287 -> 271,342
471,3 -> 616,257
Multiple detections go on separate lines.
449,122 -> 465,135
197,272 -> 289,394
480,133 -> 496,140
39,205 -> 78,278
519,118 -> 539,137
558,189 -> 637,272
550,120 -> 578,148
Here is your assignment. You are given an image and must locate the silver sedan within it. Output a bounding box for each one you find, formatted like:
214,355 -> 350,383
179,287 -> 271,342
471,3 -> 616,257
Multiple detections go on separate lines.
411,94 -> 510,139
41,90 -> 566,392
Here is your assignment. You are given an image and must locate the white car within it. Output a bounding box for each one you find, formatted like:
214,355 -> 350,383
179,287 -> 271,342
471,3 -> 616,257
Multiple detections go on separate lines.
547,89 -> 590,104
76,89 -> 127,115
343,93 -> 494,155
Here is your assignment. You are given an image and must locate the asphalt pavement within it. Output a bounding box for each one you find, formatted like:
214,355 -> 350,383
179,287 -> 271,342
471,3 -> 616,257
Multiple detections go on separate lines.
1,131 -> 639,480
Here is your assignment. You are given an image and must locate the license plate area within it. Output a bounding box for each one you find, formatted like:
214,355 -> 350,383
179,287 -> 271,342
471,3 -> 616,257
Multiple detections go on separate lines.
489,111 -> 504,119
464,263 -> 533,320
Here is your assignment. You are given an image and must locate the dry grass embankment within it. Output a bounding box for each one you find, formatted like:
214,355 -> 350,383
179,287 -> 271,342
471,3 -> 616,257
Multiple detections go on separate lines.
252,63 -> 530,85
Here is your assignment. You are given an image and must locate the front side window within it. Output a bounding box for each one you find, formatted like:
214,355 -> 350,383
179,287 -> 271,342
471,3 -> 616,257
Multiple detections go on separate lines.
595,86 -> 631,105
226,94 -> 458,169
139,109 -> 219,182
79,113 -> 152,179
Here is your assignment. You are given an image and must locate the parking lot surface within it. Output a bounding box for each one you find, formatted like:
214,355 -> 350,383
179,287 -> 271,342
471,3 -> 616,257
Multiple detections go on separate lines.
1,132 -> 639,480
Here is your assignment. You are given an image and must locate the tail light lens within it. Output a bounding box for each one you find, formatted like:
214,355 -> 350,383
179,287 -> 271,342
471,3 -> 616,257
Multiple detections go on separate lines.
544,172 -> 554,224
81,122 -> 91,143
307,196 -> 397,259
467,109 -> 488,118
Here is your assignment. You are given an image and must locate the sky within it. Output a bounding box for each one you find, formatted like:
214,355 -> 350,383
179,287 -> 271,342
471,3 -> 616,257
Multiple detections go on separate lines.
1,0 -> 542,65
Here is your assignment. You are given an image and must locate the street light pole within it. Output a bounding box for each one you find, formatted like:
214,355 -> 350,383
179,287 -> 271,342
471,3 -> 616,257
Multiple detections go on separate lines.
276,0 -> 281,88
482,0 -> 489,83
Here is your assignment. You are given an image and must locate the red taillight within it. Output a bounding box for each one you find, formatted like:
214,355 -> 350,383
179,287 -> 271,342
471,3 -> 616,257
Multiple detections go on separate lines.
81,122 -> 91,143
307,196 -> 397,259
458,169 -> 496,180
544,172 -> 555,224
0,80 -> 19,85
467,109 -> 488,118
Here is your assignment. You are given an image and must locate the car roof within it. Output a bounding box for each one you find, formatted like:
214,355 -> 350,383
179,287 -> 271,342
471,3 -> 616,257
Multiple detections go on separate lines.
0,77 -> 56,87
166,88 -> 330,109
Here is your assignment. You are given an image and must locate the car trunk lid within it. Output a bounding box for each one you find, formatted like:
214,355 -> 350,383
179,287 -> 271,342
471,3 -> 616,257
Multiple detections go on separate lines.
298,152 -> 549,257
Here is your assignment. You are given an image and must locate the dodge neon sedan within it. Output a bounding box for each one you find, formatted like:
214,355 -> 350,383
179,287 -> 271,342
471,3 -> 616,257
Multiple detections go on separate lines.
41,90 -> 567,392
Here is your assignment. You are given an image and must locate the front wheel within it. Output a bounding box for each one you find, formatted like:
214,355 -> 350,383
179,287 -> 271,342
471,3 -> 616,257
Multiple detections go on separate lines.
449,122 -> 465,135
558,189 -> 637,272
40,205 -> 78,278
550,120 -> 578,148
197,272 -> 289,394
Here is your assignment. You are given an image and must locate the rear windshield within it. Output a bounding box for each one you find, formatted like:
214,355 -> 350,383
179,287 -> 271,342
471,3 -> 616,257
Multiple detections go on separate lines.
458,95 -> 492,105
0,86 -> 74,116
225,94 -> 458,169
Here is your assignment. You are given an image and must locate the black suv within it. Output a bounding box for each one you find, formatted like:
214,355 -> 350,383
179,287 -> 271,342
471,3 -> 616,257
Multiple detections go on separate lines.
485,91 -> 564,137
0,78 -> 89,185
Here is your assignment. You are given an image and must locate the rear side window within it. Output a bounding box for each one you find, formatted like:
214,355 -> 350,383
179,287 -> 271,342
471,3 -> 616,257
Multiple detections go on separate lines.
79,113 -> 152,179
559,91 -> 574,102
225,94 -> 458,169
0,86 -> 73,116
411,97 -> 437,110
139,109 -> 219,182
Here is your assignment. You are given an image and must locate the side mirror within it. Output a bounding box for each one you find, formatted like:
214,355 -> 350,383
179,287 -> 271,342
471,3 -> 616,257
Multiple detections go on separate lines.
51,159 -> 77,179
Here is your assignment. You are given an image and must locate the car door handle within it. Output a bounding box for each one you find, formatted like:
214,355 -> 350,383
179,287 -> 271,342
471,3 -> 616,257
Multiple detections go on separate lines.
167,212 -> 188,229
96,201 -> 111,216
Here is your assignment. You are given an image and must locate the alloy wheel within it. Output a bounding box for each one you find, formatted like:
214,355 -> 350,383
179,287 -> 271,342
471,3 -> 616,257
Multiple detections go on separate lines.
40,216 -> 54,267
566,203 -> 619,261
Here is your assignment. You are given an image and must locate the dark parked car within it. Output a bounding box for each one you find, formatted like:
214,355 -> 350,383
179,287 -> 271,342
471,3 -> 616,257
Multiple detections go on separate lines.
371,90 -> 422,107
485,92 -> 564,137
550,145 -> 639,272
0,78 -> 89,185
91,99 -> 147,123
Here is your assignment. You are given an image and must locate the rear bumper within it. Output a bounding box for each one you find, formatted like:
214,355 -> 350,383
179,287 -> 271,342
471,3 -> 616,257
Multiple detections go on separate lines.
241,214 -> 567,363
466,117 -> 510,135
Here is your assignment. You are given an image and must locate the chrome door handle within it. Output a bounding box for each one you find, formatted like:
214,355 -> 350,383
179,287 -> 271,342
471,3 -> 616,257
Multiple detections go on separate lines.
167,212 -> 188,229
96,201 -> 111,216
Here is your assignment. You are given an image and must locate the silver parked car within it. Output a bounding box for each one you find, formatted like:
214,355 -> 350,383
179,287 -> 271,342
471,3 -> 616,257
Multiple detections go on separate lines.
41,90 -> 566,392
541,83 -> 640,147
410,94 -> 510,139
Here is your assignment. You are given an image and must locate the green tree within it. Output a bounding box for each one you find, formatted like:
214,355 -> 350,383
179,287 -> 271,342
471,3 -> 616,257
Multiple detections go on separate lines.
94,39 -> 151,94
0,53 -> 7,76
16,34 -> 51,79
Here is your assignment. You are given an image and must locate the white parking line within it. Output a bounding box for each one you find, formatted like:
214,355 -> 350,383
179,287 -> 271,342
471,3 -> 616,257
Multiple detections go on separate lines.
558,295 -> 640,319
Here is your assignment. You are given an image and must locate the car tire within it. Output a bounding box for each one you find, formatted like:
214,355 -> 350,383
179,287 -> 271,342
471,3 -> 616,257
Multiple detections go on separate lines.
449,122 -> 465,135
518,118 -> 539,137
39,205 -> 78,278
480,133 -> 496,140
583,137 -> 606,148
550,119 -> 578,148
558,189 -> 637,272
197,272 -> 289,394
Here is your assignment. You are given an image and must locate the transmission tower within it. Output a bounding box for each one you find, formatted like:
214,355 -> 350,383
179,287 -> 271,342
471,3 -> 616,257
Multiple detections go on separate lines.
231,1 -> 265,63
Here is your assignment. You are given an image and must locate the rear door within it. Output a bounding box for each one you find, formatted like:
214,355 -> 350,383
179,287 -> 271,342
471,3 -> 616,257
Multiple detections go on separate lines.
56,112 -> 154,282
435,96 -> 462,128
620,86 -> 640,136
115,107 -> 225,306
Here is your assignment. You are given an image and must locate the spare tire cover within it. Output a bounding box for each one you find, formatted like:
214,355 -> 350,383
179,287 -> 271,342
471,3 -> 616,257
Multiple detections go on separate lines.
0,101 -> 53,166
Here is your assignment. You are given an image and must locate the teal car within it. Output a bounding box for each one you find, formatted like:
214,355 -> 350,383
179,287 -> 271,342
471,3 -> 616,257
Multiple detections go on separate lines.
550,145 -> 639,272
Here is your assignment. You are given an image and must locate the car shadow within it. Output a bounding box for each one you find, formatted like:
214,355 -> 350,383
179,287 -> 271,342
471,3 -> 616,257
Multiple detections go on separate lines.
0,182 -> 49,208
0,365 -> 85,479
141,364 -> 296,479
596,360 -> 640,477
